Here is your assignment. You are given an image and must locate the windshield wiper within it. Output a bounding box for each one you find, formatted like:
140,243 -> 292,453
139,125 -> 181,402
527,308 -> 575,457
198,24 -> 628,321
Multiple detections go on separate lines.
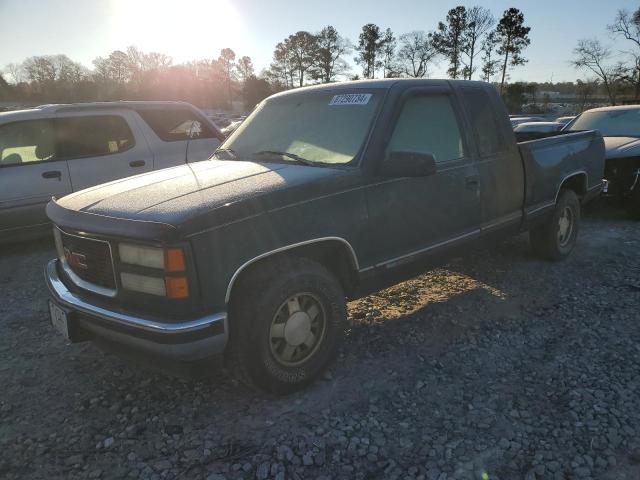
252,150 -> 321,167
211,147 -> 237,160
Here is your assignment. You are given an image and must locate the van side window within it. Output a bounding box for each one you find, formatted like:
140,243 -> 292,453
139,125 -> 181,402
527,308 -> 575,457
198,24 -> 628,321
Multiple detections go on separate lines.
462,88 -> 505,156
0,120 -> 56,167
56,115 -> 135,160
387,94 -> 465,164
135,108 -> 218,142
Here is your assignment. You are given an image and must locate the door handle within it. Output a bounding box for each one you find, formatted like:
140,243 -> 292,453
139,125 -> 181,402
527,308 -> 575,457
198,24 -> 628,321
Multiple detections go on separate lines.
465,175 -> 479,189
42,170 -> 61,180
129,160 -> 146,168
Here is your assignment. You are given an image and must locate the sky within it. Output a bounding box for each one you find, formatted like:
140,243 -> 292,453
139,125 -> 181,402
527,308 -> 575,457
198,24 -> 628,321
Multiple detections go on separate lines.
0,0 -> 638,83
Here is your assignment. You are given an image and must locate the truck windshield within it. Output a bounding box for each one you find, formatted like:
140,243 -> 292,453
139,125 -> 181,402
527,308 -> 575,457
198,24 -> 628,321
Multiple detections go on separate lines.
567,109 -> 640,137
216,91 -> 382,165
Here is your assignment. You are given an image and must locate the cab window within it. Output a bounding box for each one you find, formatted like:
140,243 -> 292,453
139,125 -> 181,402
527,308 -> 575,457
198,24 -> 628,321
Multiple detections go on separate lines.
55,115 -> 135,160
136,108 -> 218,142
0,119 -> 56,167
387,94 -> 465,164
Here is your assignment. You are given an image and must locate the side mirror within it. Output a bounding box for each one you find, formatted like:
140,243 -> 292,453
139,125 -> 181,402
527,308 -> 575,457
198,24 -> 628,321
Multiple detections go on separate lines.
380,151 -> 437,177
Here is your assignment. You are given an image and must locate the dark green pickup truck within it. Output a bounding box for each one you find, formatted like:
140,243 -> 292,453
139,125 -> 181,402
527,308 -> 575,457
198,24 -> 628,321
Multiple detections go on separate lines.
45,79 -> 605,393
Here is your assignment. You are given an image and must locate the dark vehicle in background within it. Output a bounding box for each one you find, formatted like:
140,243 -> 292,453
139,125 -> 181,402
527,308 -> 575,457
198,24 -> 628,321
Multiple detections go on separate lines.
564,105 -> 640,218
510,116 -> 545,128
555,115 -> 576,127
45,79 -> 605,393
513,121 -> 564,141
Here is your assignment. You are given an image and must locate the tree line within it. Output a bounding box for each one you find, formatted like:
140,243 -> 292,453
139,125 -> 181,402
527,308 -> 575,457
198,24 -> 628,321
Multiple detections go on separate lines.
0,5 -> 533,110
263,6 -> 530,92
2,5 -> 639,112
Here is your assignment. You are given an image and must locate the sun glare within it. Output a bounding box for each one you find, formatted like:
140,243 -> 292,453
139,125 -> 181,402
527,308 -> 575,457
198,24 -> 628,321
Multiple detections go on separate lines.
109,0 -> 246,61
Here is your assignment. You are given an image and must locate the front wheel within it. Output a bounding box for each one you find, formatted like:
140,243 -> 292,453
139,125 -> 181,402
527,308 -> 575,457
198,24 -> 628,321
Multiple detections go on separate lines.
530,189 -> 580,261
227,257 -> 346,394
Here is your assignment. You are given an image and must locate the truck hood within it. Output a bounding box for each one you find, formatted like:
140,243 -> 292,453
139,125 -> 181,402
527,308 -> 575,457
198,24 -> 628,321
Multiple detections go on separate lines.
49,159 -> 362,240
604,136 -> 640,159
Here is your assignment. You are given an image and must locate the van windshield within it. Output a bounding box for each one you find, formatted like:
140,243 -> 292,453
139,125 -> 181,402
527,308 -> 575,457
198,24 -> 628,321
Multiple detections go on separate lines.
215,91 -> 382,165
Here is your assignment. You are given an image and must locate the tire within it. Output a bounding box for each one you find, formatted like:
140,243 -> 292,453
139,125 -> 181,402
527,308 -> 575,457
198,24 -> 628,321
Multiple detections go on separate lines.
530,189 -> 580,261
626,187 -> 640,220
227,256 -> 346,395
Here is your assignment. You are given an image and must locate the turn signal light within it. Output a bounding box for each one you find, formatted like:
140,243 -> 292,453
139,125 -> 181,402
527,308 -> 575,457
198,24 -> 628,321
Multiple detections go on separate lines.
164,248 -> 186,272
165,276 -> 189,299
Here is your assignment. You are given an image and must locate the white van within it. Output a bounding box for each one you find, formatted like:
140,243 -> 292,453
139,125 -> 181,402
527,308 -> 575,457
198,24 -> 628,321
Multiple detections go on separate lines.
0,101 -> 223,241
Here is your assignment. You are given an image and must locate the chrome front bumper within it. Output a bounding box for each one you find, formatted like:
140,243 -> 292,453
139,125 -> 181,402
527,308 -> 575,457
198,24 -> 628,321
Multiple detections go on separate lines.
45,259 -> 228,360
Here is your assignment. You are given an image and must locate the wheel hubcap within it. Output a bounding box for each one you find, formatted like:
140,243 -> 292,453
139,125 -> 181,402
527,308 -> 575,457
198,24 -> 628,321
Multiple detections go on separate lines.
269,293 -> 326,366
557,206 -> 573,247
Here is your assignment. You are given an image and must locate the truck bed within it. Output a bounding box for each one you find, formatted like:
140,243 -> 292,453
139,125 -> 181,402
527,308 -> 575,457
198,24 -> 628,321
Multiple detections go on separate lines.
518,130 -> 605,220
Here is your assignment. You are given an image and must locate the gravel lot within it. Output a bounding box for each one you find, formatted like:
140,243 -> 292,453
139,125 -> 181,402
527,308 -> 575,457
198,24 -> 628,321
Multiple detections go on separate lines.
1,202 -> 639,480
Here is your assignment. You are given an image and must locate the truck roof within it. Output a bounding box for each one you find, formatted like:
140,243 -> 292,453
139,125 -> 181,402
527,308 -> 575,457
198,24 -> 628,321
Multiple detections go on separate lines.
268,78 -> 492,99
583,104 -> 640,113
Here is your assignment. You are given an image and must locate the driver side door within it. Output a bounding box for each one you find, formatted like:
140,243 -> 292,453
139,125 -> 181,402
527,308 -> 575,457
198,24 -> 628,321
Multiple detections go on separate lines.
365,88 -> 482,269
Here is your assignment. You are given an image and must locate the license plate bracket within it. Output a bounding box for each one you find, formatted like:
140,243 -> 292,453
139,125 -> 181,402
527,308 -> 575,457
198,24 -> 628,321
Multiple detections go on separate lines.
49,300 -> 70,340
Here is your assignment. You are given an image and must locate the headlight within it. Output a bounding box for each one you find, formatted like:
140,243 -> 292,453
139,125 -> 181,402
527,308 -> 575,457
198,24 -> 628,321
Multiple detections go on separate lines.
119,243 -> 164,269
120,272 -> 166,296
118,243 -> 189,298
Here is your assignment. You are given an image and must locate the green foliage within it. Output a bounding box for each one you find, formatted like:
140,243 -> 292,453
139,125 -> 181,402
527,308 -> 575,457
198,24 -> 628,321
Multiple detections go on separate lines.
432,6 -> 468,79
355,23 -> 384,79
496,8 -> 531,91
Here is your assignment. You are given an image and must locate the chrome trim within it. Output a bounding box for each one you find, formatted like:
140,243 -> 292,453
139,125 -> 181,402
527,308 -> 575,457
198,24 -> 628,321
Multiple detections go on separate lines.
54,227 -> 118,298
46,260 -> 225,334
224,236 -> 360,303
526,201 -> 555,216
481,211 -> 522,231
375,229 -> 480,269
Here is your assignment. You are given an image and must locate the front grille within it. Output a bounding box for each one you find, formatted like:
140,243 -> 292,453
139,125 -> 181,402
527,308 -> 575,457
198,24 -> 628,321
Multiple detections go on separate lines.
57,229 -> 116,290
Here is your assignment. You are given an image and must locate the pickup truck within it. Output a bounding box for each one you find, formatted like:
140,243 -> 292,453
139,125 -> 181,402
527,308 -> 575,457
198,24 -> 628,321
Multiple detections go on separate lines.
45,80 -> 605,394
0,101 -> 222,242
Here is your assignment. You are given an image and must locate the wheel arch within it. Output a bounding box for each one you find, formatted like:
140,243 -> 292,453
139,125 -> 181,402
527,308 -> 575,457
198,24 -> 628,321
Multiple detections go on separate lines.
225,237 -> 360,305
556,171 -> 588,203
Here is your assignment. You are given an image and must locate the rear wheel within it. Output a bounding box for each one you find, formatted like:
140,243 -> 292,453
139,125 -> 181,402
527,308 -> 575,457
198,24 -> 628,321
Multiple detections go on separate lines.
227,257 -> 346,394
530,189 -> 580,261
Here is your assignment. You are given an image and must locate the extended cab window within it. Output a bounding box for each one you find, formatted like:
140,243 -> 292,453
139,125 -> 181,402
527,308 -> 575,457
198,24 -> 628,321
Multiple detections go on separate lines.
462,88 -> 505,156
56,115 -> 135,160
0,119 -> 56,167
387,94 -> 465,163
136,108 -> 218,142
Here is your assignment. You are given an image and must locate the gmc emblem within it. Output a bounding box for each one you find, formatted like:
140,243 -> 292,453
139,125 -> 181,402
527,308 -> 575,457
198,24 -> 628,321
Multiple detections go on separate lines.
64,247 -> 88,270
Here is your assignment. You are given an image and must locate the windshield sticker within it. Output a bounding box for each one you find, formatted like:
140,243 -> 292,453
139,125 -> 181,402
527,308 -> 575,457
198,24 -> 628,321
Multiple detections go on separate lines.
329,93 -> 372,106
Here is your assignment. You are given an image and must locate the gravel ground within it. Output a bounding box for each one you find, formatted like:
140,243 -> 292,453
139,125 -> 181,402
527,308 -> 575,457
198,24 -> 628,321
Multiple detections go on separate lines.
1,202 -> 639,480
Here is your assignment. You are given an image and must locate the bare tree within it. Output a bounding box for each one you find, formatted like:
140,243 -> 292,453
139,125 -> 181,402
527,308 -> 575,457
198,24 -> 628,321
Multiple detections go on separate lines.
480,30 -> 500,82
571,38 -> 619,105
576,78 -> 599,112
397,31 -> 438,78
608,8 -> 640,98
4,62 -> 25,84
462,6 -> 495,80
